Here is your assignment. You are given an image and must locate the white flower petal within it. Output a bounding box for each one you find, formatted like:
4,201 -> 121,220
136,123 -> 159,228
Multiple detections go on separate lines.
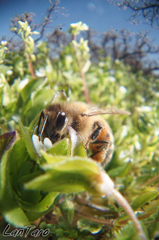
6,69 -> 13,75
32,134 -> 44,154
135,141 -> 142,150
1,40 -> 7,46
119,86 -> 127,93
137,106 -> 151,112
43,138 -> 53,151
18,78 -> 29,90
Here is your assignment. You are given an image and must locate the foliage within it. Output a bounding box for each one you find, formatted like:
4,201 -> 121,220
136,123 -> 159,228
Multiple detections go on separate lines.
0,19 -> 159,240
109,0 -> 159,29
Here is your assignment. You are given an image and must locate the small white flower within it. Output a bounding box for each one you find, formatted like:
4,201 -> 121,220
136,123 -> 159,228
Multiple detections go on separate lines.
12,115 -> 20,123
32,135 -> 53,155
109,76 -> 116,82
136,106 -> 151,112
99,62 -> 105,67
135,141 -> 142,150
32,135 -> 44,154
46,65 -> 52,73
65,55 -> 73,63
70,22 -> 88,31
81,23 -> 89,31
119,86 -> 127,93
6,69 -> 13,75
119,150 -> 129,159
1,40 -> 7,46
35,68 -> 45,77
155,128 -> 159,136
70,22 -> 81,28
124,158 -> 134,163
114,59 -> 120,64
2,94 -> 10,106
18,78 -> 29,90
105,76 -> 116,82
121,125 -> 128,139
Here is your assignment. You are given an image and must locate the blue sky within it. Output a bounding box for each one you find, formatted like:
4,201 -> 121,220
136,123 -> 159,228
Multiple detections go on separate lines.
0,0 -> 158,43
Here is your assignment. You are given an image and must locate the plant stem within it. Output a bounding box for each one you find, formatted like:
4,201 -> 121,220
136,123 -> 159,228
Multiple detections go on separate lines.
80,71 -> 90,103
75,210 -> 114,226
73,34 -> 90,103
27,53 -> 36,79
112,189 -> 147,240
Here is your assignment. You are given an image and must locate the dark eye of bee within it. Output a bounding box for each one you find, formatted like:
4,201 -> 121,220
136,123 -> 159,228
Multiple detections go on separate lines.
56,112 -> 67,130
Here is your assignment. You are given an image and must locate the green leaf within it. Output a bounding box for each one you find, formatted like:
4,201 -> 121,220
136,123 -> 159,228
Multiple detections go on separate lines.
8,139 -> 31,192
22,88 -> 53,125
107,161 -> 132,178
21,79 -> 45,102
73,141 -> 87,158
25,203 -> 53,222
77,219 -> 102,234
131,192 -> 158,211
58,216 -> 71,231
47,138 -> 70,156
0,150 -> 30,227
114,221 -> 141,240
0,131 -> 16,159
18,121 -> 39,161
60,198 -> 74,224
17,192 -> 59,212
25,155 -> 102,196
116,191 -> 158,223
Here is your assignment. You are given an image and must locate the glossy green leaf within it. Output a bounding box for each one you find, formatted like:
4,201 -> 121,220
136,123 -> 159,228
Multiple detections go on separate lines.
60,198 -> 74,224
25,203 -> 54,222
0,150 -> 30,227
25,155 -> 102,195
77,219 -> 103,234
116,191 -> 158,223
8,139 -> 32,192
114,222 -> 141,240
17,192 -> 59,212
21,78 -> 44,102
73,141 -> 87,158
131,192 -> 158,211
107,161 -> 132,178
18,121 -> 39,161
47,138 -> 70,156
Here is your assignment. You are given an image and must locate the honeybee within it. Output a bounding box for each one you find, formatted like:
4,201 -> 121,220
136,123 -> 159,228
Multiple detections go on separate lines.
37,91 -> 130,167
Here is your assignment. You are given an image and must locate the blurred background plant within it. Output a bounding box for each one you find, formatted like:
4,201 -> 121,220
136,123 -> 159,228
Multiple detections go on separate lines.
0,0 -> 159,239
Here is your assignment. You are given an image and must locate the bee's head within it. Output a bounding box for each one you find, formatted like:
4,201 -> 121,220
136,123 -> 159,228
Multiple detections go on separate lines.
37,107 -> 68,144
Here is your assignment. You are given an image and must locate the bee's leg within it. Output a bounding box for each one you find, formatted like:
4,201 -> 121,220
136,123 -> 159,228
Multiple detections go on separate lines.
85,121 -> 102,149
37,110 -> 44,137
51,89 -> 68,103
86,122 -> 114,166
37,111 -> 49,141
90,140 -> 114,167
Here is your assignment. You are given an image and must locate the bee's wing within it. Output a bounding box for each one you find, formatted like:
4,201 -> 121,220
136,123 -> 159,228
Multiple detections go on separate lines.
82,107 -> 131,117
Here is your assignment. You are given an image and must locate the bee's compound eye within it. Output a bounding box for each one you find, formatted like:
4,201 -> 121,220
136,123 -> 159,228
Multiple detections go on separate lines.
56,112 -> 67,130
